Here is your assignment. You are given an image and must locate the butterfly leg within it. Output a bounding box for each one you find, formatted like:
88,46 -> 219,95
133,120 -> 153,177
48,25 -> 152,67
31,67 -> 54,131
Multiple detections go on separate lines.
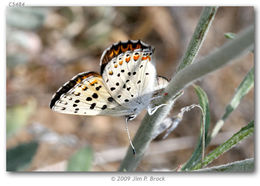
147,94 -> 167,115
147,103 -> 168,115
148,90 -> 185,115
125,116 -> 136,155
126,114 -> 137,122
150,95 -> 163,101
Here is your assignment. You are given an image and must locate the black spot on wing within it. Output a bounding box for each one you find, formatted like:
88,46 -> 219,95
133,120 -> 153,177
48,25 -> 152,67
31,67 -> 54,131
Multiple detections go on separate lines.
92,93 -> 98,99
107,97 -> 114,102
90,103 -> 96,109
100,40 -> 154,75
95,85 -> 102,91
50,71 -> 99,109
86,97 -> 92,101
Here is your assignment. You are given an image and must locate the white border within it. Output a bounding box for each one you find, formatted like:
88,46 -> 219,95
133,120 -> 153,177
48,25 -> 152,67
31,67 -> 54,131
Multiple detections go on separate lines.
1,0 -> 259,186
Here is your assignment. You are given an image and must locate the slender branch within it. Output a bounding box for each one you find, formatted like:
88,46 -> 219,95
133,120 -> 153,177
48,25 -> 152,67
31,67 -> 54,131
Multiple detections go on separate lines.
119,20 -> 254,172
119,101 -> 175,171
162,25 -> 254,105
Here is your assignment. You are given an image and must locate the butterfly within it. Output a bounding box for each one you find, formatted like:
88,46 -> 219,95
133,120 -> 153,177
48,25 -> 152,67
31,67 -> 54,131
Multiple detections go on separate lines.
50,40 -> 168,153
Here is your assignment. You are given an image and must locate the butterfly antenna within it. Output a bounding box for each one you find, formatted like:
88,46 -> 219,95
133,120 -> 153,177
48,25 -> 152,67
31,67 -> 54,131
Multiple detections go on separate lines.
125,117 -> 136,155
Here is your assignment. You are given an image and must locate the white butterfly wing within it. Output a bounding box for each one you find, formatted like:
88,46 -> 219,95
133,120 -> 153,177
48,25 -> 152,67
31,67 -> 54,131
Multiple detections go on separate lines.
100,40 -> 157,115
50,72 -> 132,116
51,40 -> 166,118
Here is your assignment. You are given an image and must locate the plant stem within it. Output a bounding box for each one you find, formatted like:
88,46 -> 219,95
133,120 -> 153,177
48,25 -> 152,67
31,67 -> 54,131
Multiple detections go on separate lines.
119,100 -> 175,171
118,18 -> 254,172
162,25 -> 254,105
119,7 -> 219,172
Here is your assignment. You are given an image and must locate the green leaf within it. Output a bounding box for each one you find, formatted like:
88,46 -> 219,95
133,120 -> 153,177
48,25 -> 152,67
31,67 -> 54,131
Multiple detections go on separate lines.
191,120 -> 254,170
181,85 -> 210,171
224,67 -> 254,119
224,32 -> 236,39
177,7 -> 218,71
119,16 -> 253,172
211,67 -> 254,139
7,141 -> 39,171
6,100 -> 36,138
67,146 -> 93,171
195,158 -> 254,172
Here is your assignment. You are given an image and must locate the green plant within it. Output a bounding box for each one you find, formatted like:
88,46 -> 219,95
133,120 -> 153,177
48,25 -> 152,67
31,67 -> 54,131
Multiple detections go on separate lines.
67,146 -> 93,171
119,7 -> 254,172
7,141 -> 39,171
6,7 -> 254,172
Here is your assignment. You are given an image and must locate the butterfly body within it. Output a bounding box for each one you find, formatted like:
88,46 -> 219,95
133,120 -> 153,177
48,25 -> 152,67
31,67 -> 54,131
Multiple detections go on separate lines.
50,40 -> 167,120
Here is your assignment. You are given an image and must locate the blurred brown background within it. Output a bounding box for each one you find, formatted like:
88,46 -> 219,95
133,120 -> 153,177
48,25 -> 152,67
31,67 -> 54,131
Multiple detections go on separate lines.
6,7 -> 254,171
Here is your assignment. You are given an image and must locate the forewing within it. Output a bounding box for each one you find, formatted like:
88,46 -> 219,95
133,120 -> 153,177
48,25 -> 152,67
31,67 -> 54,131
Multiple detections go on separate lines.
50,71 -> 131,116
